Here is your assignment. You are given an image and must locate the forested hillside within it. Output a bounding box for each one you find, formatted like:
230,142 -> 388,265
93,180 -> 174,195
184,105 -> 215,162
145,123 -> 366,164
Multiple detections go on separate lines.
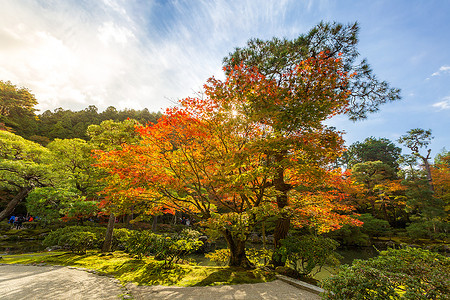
1,80 -> 161,145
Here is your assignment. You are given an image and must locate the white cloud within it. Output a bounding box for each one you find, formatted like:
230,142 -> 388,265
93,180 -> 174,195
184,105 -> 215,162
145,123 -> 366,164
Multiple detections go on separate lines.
0,0 -> 329,113
98,22 -> 136,46
431,65 -> 450,76
432,97 -> 450,110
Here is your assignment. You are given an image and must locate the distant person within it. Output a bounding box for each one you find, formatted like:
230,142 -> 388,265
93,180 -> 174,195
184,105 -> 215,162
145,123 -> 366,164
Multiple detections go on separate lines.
14,216 -> 20,229
9,215 -> 15,224
28,216 -> 34,222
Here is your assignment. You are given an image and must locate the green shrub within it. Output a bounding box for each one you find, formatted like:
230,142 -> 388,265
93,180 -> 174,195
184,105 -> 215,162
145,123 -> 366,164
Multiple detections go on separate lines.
205,249 -> 230,266
63,231 -> 97,254
204,247 -> 272,267
179,228 -> 202,240
123,230 -> 159,259
407,221 -> 450,240
321,247 -> 450,299
0,220 -> 11,231
274,235 -> 340,276
326,225 -> 370,246
358,214 -> 391,237
246,248 -> 273,267
123,230 -> 203,265
43,226 -> 105,253
111,228 -> 133,250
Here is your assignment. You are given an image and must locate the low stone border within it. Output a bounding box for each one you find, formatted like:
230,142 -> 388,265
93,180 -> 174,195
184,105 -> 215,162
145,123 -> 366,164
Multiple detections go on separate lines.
275,274 -> 324,295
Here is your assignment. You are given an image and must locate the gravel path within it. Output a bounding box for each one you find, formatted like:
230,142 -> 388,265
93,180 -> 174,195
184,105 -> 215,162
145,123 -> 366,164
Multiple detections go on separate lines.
0,264 -> 321,300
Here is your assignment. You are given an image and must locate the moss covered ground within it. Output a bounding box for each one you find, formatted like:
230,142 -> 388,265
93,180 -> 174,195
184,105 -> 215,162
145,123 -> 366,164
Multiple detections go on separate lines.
1,251 -> 276,287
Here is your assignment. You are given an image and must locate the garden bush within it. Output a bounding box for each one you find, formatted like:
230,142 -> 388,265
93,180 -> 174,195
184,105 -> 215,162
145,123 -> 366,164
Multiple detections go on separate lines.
43,226 -> 105,253
358,213 -> 391,237
123,230 -> 203,265
406,221 -> 450,240
274,235 -> 340,276
321,247 -> 450,299
205,249 -> 230,266
205,248 -> 273,267
326,225 -> 370,246
111,228 -> 133,251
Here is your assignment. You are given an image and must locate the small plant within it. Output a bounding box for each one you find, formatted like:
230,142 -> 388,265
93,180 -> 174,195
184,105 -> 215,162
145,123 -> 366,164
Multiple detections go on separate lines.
246,248 -> 273,267
205,249 -> 230,266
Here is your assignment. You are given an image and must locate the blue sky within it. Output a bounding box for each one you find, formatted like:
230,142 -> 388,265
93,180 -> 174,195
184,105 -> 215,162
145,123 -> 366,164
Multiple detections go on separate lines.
0,0 -> 449,157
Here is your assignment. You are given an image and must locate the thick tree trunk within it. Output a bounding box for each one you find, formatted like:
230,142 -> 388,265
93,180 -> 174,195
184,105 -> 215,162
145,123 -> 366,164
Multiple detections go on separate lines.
0,186 -> 32,222
223,229 -> 253,268
102,213 -> 115,252
272,152 -> 292,267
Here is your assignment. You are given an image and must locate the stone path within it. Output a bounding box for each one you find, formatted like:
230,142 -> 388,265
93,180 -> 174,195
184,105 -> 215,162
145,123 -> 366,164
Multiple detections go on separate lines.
0,264 -> 321,300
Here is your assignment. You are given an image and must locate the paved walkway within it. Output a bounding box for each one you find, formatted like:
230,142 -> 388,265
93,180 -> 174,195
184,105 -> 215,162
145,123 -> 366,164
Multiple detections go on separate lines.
0,264 -> 321,300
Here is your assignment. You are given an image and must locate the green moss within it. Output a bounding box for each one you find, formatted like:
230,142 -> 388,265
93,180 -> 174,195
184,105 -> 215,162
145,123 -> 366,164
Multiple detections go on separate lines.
1,251 -> 275,287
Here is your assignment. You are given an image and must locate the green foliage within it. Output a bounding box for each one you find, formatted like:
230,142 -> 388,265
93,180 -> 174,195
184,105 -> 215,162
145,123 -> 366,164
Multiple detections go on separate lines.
406,221 -> 450,240
8,101 -> 161,142
60,197 -> 100,222
47,138 -> 102,197
322,247 -> 450,299
327,214 -> 391,246
358,213 -> 391,237
274,235 -> 340,276
204,248 -> 273,267
398,128 -> 433,154
87,119 -> 142,151
0,131 -> 55,189
0,80 -> 38,134
205,249 -> 230,266
326,225 -> 370,246
26,187 -> 100,224
111,228 -> 133,250
343,137 -> 401,170
223,21 -> 400,121
352,161 -> 397,184
246,248 -> 273,267
25,187 -> 76,223
123,230 -> 203,265
63,231 -> 97,254
178,228 -> 203,240
43,226 -> 105,254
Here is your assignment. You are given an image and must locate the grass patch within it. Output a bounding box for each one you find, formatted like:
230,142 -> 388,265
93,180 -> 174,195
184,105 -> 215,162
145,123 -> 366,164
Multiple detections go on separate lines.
1,251 -> 275,287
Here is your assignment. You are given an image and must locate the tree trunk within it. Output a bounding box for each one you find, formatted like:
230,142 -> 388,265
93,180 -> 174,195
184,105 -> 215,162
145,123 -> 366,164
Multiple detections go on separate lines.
152,215 -> 158,232
422,154 -> 434,193
223,229 -> 253,268
271,152 -> 293,267
102,213 -> 115,252
0,186 -> 32,222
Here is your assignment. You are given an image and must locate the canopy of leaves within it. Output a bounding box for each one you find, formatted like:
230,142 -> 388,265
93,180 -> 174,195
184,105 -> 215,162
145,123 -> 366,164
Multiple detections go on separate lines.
0,131 -> 55,191
223,21 -> 400,121
398,128 -> 433,155
0,80 -> 37,118
0,80 -> 38,133
344,137 -> 401,170
96,53 -> 361,235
